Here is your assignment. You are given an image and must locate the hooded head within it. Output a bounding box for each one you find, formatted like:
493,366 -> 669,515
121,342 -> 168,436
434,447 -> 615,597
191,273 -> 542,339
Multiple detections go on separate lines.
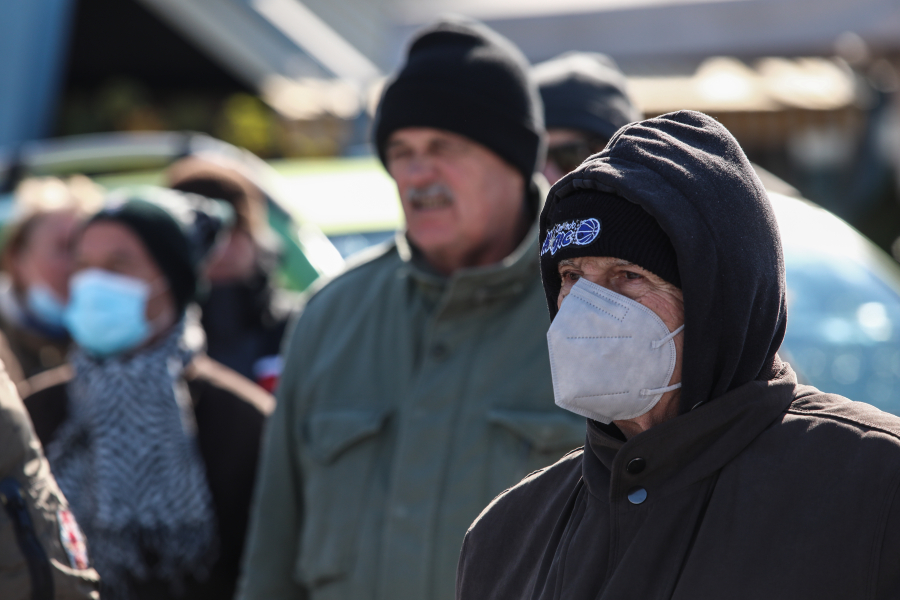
373,16 -> 545,182
540,110 -> 786,411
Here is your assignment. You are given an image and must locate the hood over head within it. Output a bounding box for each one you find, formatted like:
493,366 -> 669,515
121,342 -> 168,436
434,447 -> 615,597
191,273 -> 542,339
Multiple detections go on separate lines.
540,110 -> 786,412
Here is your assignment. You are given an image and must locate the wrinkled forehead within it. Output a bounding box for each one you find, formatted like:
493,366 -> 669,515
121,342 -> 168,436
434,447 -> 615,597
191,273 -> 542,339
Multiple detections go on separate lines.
556,256 -> 635,270
386,126 -> 470,148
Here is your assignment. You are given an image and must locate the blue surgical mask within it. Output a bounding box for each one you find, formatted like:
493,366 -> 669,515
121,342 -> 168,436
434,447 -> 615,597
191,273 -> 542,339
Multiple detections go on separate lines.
64,269 -> 157,358
26,284 -> 67,330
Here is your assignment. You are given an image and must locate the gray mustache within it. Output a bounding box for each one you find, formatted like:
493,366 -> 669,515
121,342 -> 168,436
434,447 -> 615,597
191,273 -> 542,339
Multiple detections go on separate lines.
405,183 -> 454,207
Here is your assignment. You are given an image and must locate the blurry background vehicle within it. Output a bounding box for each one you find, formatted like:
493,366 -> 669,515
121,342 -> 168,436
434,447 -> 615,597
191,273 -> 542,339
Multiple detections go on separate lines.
0,131 -> 345,291
273,155 -> 400,257
774,190 -> 900,414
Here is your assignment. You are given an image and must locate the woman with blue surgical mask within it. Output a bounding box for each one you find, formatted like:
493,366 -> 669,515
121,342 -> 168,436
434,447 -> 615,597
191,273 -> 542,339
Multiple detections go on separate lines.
21,187 -> 275,600
0,176 -> 102,384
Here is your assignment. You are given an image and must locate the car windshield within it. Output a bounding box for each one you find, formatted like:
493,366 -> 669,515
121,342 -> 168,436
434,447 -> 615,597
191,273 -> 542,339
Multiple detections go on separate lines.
776,195 -> 900,414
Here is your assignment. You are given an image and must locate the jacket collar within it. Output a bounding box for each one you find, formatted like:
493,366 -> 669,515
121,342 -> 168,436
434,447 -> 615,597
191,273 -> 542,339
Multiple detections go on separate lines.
396,176 -> 548,314
583,362 -> 797,503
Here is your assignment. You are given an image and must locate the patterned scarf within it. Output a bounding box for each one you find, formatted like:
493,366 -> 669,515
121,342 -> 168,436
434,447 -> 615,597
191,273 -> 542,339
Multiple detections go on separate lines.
46,321 -> 217,600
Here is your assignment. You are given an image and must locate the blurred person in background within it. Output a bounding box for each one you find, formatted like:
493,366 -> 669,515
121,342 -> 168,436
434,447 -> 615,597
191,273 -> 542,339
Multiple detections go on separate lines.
238,17 -> 585,600
1,360 -> 100,600
534,52 -> 642,184
0,177 -> 102,385
166,156 -> 296,392
22,187 -> 274,600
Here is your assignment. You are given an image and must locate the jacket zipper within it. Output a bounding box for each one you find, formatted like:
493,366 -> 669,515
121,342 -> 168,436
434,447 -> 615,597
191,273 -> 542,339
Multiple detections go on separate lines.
0,477 -> 55,600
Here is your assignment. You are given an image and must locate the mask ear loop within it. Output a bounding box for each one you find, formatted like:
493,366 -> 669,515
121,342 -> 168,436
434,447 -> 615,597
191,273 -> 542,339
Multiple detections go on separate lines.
642,324 -> 686,396
651,324 -> 685,349
640,382 -> 682,396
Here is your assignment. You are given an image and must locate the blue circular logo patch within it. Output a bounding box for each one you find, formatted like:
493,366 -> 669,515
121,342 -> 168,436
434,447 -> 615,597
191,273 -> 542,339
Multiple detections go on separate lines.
574,218 -> 601,246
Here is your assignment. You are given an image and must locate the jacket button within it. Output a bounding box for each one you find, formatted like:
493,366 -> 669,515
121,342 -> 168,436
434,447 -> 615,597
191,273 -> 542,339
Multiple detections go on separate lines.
627,486 -> 648,505
626,457 -> 646,474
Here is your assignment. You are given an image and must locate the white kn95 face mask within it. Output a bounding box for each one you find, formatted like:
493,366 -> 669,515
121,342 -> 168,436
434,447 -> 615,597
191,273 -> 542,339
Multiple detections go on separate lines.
547,277 -> 684,424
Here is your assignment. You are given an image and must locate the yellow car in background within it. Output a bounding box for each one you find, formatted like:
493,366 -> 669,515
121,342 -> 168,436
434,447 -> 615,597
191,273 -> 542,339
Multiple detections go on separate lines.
271,154 -> 402,259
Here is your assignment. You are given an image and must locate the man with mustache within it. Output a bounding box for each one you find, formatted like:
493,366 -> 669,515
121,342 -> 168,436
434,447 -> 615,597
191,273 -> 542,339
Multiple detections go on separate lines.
237,16 -> 585,600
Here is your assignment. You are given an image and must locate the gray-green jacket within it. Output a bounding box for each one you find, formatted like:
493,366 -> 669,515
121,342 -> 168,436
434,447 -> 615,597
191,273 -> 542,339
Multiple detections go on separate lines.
238,201 -> 585,600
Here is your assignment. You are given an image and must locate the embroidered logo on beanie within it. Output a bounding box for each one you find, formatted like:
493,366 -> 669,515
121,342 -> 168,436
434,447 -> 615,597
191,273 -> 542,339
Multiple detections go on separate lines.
541,218 -> 602,256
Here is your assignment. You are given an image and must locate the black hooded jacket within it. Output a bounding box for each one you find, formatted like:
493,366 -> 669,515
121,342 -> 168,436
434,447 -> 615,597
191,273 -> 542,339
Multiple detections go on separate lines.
456,112 -> 900,600
539,109 -> 786,415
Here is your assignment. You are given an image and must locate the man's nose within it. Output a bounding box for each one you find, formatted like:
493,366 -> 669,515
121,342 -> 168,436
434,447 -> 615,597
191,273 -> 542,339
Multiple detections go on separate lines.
404,154 -> 438,185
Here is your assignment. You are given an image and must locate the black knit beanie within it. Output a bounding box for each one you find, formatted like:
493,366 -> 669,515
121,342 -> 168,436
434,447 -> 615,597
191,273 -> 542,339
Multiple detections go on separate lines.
534,52 -> 642,142
539,189 -> 680,315
373,16 -> 545,181
87,186 -> 234,314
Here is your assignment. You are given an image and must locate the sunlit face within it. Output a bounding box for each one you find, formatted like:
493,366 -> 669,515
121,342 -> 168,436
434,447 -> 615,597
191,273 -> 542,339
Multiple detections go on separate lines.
386,127 -> 526,274
75,222 -> 177,331
557,256 -> 684,330
13,210 -> 80,300
557,256 -> 685,431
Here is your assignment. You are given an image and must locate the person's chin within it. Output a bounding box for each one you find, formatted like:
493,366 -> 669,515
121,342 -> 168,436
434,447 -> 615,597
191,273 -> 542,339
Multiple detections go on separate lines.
407,211 -> 457,239
407,226 -> 459,256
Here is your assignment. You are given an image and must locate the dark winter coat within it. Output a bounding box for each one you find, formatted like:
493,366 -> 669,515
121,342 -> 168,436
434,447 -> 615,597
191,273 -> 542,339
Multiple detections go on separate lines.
458,363 -> 900,599
1,361 -> 99,600
456,110 -> 900,600
23,355 -> 273,600
200,267 -> 298,390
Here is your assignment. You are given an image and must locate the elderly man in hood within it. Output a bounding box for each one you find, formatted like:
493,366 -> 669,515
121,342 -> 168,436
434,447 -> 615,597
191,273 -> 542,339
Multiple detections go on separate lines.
456,110 -> 900,600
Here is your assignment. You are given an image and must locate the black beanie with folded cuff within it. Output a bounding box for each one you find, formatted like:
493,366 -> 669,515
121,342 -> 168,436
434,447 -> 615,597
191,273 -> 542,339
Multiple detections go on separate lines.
539,189 -> 680,316
534,52 -> 642,142
373,16 -> 545,182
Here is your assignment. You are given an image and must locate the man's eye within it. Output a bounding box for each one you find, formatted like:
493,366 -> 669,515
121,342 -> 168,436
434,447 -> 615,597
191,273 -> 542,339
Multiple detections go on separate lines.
561,271 -> 580,282
387,149 -> 411,163
624,271 -> 642,280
